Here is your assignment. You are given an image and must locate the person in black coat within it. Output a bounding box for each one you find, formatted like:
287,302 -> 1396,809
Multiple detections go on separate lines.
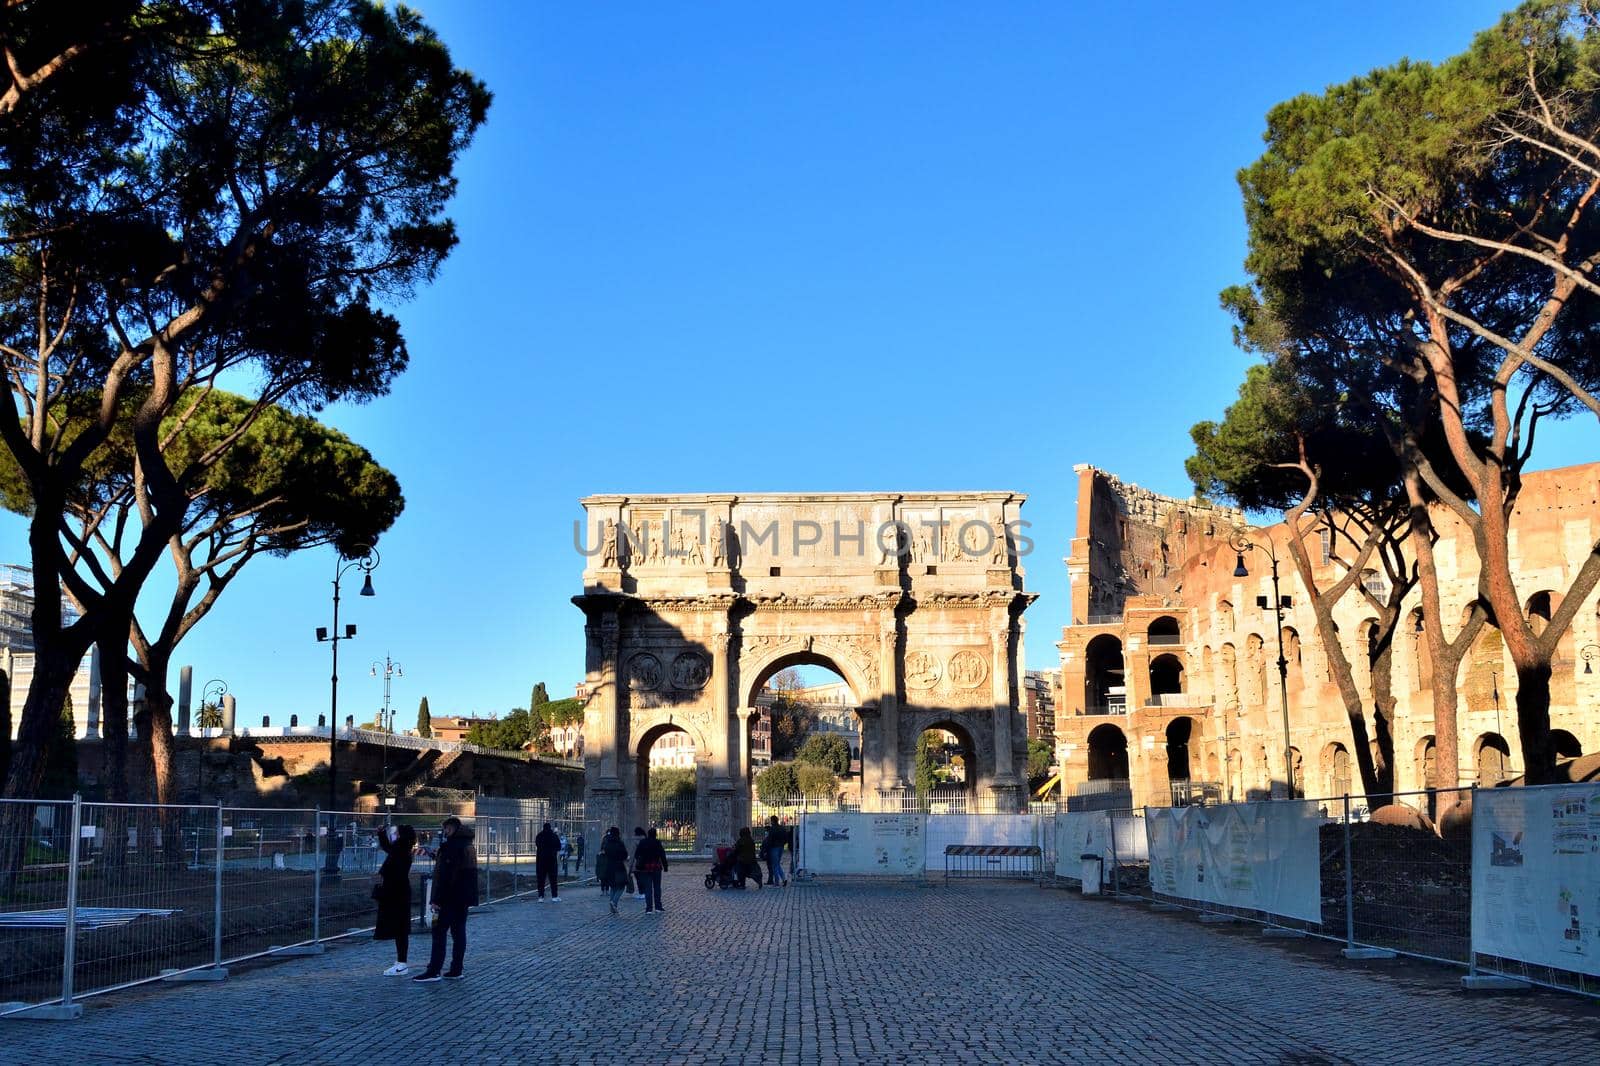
535,821 -> 562,901
374,824 -> 417,975
597,826 -> 629,914
634,827 -> 669,913
413,817 -> 479,982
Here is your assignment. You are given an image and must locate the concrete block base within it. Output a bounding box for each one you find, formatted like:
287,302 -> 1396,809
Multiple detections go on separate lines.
1149,903 -> 1185,912
1,1001 -> 84,1021
1199,913 -> 1239,924
1461,975 -> 1531,992
1263,927 -> 1307,938
268,945 -> 325,957
162,967 -> 227,983
1342,946 -> 1397,959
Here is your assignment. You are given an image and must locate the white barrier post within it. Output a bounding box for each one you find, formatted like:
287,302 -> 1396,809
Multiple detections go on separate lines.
61,795 -> 82,1010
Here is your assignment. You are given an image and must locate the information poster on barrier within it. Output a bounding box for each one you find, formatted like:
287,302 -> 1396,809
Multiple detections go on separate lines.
800,813 -> 923,876
1145,802 -> 1321,923
1471,784 -> 1600,977
1055,812 -> 1109,876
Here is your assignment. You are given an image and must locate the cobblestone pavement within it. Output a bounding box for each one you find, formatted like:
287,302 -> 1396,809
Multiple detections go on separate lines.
4,872 -> 1598,1064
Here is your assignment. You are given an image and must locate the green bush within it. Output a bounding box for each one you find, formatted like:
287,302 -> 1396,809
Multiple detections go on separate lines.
755,762 -> 799,802
795,763 -> 838,800
797,733 -> 851,775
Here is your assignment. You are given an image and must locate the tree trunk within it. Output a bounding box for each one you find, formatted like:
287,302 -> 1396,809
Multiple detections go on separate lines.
1368,635 -> 1397,803
0,653 -> 79,892
1514,664 -> 1554,786
141,653 -> 187,866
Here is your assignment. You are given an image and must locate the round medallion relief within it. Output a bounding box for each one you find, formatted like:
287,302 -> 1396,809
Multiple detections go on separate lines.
905,650 -> 942,689
670,651 -> 711,690
627,653 -> 663,691
948,649 -> 989,689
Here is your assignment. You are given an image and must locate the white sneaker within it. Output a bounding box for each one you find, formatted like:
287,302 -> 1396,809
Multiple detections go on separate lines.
549,896 -> 561,903
634,893 -> 646,900
384,963 -> 409,976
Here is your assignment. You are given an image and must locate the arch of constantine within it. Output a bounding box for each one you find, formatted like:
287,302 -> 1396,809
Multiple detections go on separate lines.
574,492 -> 1035,846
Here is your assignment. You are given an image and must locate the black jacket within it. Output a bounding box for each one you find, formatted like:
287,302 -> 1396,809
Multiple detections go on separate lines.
597,835 -> 629,888
373,829 -> 414,940
633,836 -> 668,873
431,828 -> 479,909
535,827 -> 561,861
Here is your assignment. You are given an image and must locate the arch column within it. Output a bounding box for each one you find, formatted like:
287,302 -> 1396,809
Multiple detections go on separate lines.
710,628 -> 732,787
876,607 -> 905,791
704,626 -> 735,849
736,706 -> 755,783
989,604 -> 1020,808
584,610 -> 623,832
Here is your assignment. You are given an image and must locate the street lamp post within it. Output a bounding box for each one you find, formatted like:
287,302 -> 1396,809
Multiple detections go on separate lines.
316,545 -> 378,812
371,655 -> 403,809
1230,529 -> 1297,799
199,679 -> 227,804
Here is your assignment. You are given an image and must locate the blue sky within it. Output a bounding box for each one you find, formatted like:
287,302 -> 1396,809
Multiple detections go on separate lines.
6,0 -> 1589,725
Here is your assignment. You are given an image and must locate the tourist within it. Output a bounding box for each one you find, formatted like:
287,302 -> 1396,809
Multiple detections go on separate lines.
630,826 -> 646,899
374,824 -> 417,975
732,827 -> 761,888
597,826 -> 629,914
575,831 -> 586,866
412,817 -> 477,983
558,829 -> 570,876
634,827 -> 669,913
762,815 -> 790,888
535,821 -> 562,901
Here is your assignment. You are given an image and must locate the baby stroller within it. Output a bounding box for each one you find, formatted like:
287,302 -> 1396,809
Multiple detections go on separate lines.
705,845 -> 761,890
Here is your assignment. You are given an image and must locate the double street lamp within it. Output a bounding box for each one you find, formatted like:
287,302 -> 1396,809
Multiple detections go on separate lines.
1230,529 -> 1297,799
316,545 -> 378,811
371,655 -> 403,807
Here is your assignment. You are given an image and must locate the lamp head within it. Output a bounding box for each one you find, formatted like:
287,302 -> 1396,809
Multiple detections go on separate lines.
316,627 -> 328,642
359,573 -> 375,597
1233,553 -> 1248,578
345,623 -> 357,639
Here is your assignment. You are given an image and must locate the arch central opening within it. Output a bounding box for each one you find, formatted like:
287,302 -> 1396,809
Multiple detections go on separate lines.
752,662 -> 861,808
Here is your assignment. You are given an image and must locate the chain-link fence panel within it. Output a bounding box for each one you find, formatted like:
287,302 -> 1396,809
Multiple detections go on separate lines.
0,798 -> 76,1016
1327,787 -> 1473,963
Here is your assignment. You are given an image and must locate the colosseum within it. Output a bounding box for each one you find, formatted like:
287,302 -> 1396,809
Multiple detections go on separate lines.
1052,462 -> 1600,811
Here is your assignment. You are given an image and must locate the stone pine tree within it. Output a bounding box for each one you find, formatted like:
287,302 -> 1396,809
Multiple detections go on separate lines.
416,697 -> 433,739
1,392 -> 405,808
1229,0 -> 1600,785
1188,359 -> 1434,806
0,1 -> 489,825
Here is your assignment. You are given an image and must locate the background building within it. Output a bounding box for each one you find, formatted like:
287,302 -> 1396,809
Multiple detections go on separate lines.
2,564 -> 101,738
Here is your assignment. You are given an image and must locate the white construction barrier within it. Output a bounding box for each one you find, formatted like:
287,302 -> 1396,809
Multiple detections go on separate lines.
1471,783 -> 1600,978
1145,801 -> 1322,924
799,813 -> 925,876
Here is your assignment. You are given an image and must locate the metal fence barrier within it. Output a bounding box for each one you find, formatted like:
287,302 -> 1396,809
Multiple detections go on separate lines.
943,844 -> 1041,882
1094,787 -> 1486,970
0,799 -> 600,1021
